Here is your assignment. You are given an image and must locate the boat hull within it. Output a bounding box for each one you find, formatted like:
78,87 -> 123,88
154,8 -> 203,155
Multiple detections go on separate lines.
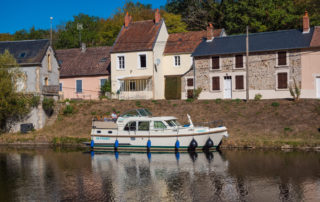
89,127 -> 228,151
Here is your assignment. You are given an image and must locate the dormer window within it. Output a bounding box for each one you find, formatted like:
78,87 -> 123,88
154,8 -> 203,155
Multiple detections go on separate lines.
174,56 -> 180,67
19,52 -> 26,58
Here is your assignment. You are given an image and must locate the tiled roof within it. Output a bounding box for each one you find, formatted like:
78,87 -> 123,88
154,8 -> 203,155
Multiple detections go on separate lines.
0,39 -> 49,65
111,19 -> 162,53
310,26 -> 320,47
164,29 -> 223,54
193,28 -> 314,57
56,46 -> 111,78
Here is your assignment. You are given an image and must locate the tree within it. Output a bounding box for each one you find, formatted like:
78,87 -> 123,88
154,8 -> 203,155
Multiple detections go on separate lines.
0,50 -> 31,132
162,12 -> 188,33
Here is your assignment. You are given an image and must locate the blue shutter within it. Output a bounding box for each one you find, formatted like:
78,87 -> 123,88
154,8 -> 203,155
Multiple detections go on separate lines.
76,80 -> 82,93
100,79 -> 107,87
59,83 -> 62,91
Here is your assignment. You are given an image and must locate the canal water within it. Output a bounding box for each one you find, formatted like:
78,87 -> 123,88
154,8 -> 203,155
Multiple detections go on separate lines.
0,147 -> 320,202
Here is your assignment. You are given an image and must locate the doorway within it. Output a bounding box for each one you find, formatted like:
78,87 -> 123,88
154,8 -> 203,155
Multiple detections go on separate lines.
224,76 -> 232,99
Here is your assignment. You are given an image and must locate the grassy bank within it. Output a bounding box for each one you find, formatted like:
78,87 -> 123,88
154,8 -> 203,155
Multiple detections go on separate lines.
1,99 -> 320,148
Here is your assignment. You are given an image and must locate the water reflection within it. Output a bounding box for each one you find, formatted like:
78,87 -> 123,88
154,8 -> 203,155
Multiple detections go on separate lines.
0,147 -> 319,201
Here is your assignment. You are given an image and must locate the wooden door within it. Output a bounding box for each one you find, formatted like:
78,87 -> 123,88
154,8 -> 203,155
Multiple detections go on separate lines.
165,76 -> 181,100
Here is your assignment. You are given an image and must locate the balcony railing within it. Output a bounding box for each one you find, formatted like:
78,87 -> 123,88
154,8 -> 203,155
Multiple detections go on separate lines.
42,85 -> 59,95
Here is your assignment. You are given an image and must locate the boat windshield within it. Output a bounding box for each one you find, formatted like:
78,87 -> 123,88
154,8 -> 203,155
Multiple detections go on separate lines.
120,109 -> 152,117
165,120 -> 181,127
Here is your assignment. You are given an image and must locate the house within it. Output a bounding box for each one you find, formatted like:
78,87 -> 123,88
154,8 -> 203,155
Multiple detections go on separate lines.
163,25 -> 225,99
0,39 -> 60,131
110,9 -> 224,100
56,44 -> 111,100
110,9 -> 168,100
191,11 -> 320,99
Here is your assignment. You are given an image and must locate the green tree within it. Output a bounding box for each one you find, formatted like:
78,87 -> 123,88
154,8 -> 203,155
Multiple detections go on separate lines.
163,12 -> 188,33
0,50 -> 31,132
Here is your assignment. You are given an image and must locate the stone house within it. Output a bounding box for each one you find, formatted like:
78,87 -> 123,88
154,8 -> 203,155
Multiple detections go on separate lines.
0,39 -> 60,131
56,45 -> 111,100
191,12 -> 320,99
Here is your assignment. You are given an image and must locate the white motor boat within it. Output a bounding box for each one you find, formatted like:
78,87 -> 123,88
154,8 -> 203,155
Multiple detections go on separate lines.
88,109 -> 228,151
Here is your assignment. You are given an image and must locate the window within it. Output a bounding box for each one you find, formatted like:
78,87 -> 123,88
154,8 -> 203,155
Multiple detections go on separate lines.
278,52 -> 287,66
174,56 -> 180,66
76,80 -> 82,93
235,55 -> 243,68
44,77 -> 49,86
187,89 -> 194,99
212,56 -> 220,69
212,77 -> 220,90
19,52 -> 26,58
48,54 -> 52,72
59,83 -> 62,91
129,80 -> 136,91
154,121 -> 167,129
138,121 -> 149,131
120,79 -> 151,92
117,56 -> 125,69
139,54 -> 146,68
187,78 -> 193,87
277,72 -> 288,89
124,121 -> 136,131
100,79 -> 107,87
235,75 -> 244,90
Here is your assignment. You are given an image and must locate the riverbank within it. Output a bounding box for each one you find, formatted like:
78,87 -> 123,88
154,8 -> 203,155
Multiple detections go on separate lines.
0,99 -> 320,149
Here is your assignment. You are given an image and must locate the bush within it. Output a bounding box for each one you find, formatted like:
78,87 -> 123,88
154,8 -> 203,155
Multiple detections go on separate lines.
254,94 -> 262,101
215,98 -> 222,104
100,79 -> 111,95
186,98 -> 194,103
30,95 -> 40,108
42,97 -> 55,116
63,105 -> 74,115
271,102 -> 280,107
135,101 -> 141,107
194,88 -> 202,99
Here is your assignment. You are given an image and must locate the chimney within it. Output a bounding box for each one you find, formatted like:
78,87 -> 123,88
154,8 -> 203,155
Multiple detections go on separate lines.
81,43 -> 86,53
303,10 -> 310,33
155,8 -> 161,24
207,23 -> 214,42
124,12 -> 132,28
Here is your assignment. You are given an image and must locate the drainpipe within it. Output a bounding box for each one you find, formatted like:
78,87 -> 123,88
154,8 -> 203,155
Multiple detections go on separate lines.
193,57 -> 196,98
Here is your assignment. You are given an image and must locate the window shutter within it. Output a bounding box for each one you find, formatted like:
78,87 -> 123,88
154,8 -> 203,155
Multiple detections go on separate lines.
278,73 -> 287,89
235,55 -> 243,68
187,89 -> 194,98
212,77 -> 220,90
76,80 -> 82,93
212,56 -> 219,69
278,52 -> 287,66
187,78 -> 193,87
235,75 -> 244,90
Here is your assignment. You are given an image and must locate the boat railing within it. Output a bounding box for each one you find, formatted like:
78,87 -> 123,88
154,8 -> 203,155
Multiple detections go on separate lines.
193,120 -> 224,128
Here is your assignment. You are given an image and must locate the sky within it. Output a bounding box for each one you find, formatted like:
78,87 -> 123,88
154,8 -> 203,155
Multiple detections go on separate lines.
0,0 -> 167,34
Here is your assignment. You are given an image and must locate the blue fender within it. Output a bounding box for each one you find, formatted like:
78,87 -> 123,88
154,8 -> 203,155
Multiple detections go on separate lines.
90,140 -> 94,148
115,151 -> 119,160
147,139 -> 151,149
175,152 -> 180,161
175,140 -> 180,149
115,139 -> 119,149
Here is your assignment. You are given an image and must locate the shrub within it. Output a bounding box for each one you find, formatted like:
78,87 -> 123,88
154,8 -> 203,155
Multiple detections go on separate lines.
30,95 -> 40,108
100,79 -> 111,95
63,105 -> 74,115
194,88 -> 202,99
254,94 -> 262,101
186,98 -> 194,103
91,111 -> 96,115
271,102 -> 280,107
215,98 -> 222,104
135,101 -> 141,107
42,97 -> 55,116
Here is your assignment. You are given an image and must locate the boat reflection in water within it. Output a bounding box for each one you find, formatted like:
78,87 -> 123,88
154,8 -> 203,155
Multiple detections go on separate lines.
90,151 -> 229,201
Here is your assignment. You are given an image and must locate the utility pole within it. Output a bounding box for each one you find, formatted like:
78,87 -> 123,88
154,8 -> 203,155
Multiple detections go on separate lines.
50,17 -> 53,46
246,26 -> 249,101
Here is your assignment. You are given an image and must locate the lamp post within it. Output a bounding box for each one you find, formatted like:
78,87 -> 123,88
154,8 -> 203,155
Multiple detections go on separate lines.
50,17 -> 53,46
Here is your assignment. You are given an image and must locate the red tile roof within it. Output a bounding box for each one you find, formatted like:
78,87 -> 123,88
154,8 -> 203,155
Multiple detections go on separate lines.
164,29 -> 223,54
56,46 -> 111,78
111,20 -> 162,53
310,26 -> 320,47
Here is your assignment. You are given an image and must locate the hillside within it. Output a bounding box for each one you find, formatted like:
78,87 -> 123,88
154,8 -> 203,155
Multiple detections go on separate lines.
1,99 -> 320,148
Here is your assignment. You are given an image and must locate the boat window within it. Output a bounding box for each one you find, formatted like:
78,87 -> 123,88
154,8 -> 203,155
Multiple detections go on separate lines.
124,121 -> 136,131
172,120 -> 181,126
154,121 -> 167,129
137,109 -> 148,116
138,121 -> 149,131
121,110 -> 139,117
165,120 -> 176,127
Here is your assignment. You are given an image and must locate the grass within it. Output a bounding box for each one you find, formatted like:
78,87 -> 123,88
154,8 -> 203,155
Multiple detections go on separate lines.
1,99 -> 320,149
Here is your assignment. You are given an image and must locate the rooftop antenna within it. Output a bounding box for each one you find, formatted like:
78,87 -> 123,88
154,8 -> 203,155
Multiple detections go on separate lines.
50,17 -> 53,46
77,23 -> 83,48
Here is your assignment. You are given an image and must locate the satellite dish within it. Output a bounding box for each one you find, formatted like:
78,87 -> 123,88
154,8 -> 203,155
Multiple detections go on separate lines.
155,58 -> 161,66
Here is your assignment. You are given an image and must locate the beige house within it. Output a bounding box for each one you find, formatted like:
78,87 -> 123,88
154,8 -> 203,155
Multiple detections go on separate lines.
110,9 -> 168,100
191,12 -> 320,99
